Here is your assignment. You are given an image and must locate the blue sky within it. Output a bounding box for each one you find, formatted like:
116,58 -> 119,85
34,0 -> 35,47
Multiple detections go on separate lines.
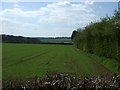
0,1 -> 118,37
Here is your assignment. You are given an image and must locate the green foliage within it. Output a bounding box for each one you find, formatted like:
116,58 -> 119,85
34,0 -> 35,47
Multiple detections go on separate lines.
71,30 -> 78,40
72,11 -> 120,61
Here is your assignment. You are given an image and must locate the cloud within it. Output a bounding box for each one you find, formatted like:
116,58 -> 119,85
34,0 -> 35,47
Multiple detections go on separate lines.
84,0 -> 94,5
0,8 -> 44,18
0,17 -> 41,36
0,1 -> 99,24
0,17 -> 36,26
0,1 -> 100,36
13,4 -> 19,7
37,1 -> 99,26
0,17 -> 73,37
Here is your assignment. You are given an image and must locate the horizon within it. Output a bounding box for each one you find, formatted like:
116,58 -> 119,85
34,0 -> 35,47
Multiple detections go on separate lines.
1,34 -> 71,38
0,1 -> 118,37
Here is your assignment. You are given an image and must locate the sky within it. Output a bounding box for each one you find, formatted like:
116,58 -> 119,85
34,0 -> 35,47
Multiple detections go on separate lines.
0,1 -> 118,37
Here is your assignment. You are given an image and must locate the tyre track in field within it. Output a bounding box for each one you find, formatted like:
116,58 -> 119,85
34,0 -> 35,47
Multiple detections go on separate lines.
73,48 -> 113,76
45,53 -> 58,65
83,51 -> 114,76
62,46 -> 84,74
9,48 -> 53,66
92,61 -> 114,78
64,51 -> 84,74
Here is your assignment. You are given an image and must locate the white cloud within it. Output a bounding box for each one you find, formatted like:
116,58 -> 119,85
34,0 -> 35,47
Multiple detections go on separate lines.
0,8 -> 44,18
0,1 -> 100,36
2,0 -> 119,2
84,0 -> 94,5
13,4 -> 19,7
0,17 -> 41,36
37,1 -> 99,26
0,17 -> 36,26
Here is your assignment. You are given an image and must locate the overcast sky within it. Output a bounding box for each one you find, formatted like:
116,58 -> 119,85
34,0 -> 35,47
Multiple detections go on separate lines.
0,1 -> 118,37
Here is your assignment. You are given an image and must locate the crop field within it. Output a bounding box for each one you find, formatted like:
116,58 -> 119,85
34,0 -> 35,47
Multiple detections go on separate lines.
2,43 -> 118,80
40,38 -> 73,43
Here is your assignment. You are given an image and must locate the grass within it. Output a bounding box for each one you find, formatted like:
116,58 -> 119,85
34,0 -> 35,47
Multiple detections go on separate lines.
85,52 -> 120,74
2,43 -> 119,80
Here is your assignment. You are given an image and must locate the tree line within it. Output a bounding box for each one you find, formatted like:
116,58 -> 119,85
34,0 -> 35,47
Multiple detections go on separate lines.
71,10 -> 120,61
1,34 -> 73,45
1,34 -> 41,44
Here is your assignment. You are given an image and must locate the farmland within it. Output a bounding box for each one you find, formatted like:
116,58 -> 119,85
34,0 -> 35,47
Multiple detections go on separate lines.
40,38 -> 73,43
2,43 -> 119,80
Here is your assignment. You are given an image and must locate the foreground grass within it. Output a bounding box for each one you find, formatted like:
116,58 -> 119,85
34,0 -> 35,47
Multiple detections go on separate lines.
85,52 -> 120,74
2,43 -> 119,80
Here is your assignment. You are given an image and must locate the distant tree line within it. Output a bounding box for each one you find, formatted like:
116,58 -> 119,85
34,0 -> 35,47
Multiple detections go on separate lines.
1,35 -> 73,45
36,37 -> 71,40
71,11 -> 120,60
41,42 -> 73,45
1,34 -> 41,44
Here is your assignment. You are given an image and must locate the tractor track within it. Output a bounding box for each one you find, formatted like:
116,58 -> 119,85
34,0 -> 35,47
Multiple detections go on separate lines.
9,49 -> 53,66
